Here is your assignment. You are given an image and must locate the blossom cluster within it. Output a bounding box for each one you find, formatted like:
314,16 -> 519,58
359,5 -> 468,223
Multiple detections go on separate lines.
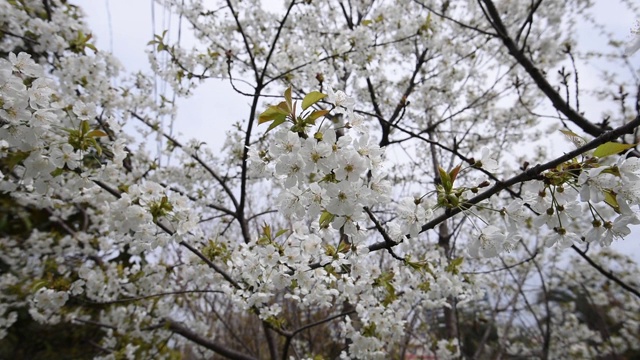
470,152 -> 640,257
244,89 -> 480,356
2,0 -> 640,358
2,47 -> 639,357
626,20 -> 640,56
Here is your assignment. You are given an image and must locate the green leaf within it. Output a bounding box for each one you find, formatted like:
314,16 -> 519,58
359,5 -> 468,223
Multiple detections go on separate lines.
603,190 -> 620,213
301,91 -> 326,110
275,229 -> 289,238
559,129 -> 581,139
256,236 -> 270,246
80,120 -> 91,135
450,256 -> 464,267
50,168 -> 65,177
6,150 -> 30,171
91,140 -> 103,156
266,117 -> 287,133
31,280 -> 48,292
319,210 -> 335,228
324,245 -> 336,257
258,105 -> 288,124
86,130 -> 108,138
559,129 -> 587,148
420,12 -> 433,34
448,163 -> 462,184
418,280 -> 431,292
305,109 -> 329,124
277,101 -> 289,113
438,166 -> 452,192
262,223 -> 272,240
593,142 -> 637,158
337,240 -> 351,253
362,323 -> 377,337
445,257 -> 464,274
284,86 -> 293,112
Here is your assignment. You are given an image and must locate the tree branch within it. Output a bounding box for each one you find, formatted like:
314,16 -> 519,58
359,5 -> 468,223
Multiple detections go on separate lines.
369,115 -> 640,253
166,319 -> 257,360
571,245 -> 640,299
479,0 -> 623,140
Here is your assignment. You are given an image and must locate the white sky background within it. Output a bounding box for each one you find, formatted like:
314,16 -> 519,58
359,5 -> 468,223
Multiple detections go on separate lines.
80,1 -> 640,261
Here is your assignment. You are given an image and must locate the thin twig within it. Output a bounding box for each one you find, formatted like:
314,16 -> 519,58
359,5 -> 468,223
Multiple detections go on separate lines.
571,245 -> 640,299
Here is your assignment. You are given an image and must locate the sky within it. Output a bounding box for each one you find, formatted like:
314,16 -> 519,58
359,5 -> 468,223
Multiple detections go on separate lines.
79,1 -> 640,261
80,0 -> 638,149
82,0 -> 249,154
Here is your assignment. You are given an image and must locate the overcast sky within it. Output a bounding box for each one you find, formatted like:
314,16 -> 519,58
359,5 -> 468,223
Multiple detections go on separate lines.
80,0 -> 638,143
80,1 -> 640,259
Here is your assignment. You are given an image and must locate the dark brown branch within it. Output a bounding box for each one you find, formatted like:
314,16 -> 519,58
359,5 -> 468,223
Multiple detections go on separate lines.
0,27 -> 39,44
237,0 -> 297,245
412,0 -> 497,37
479,0 -> 611,139
166,319 -> 257,360
179,240 -> 241,290
571,245 -> 640,299
523,242 -> 551,359
90,179 -> 241,290
368,115 -> 640,253
257,0 -> 296,85
73,318 -> 117,330
263,322 -> 278,360
515,0 -> 543,46
225,0 -> 258,80
80,289 -> 224,305
363,206 -> 404,262
130,111 -> 240,211
281,309 -> 356,360
161,183 -> 236,217
462,250 -> 539,275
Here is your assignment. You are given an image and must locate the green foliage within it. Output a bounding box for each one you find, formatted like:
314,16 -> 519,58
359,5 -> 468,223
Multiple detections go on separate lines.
560,129 -> 587,147
319,210 -> 335,229
436,164 -> 466,209
65,120 -> 108,156
603,189 -> 621,213
301,91 -> 326,110
361,322 -> 378,337
258,86 -> 327,135
373,271 -> 397,306
68,30 -> 97,54
147,30 -> 169,52
256,223 -> 289,246
149,196 -> 173,222
0,309 -> 105,360
593,141 -> 637,158
3,150 -> 30,173
445,257 -> 464,275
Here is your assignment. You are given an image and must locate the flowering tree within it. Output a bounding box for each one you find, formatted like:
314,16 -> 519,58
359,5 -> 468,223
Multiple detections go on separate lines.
1,0 -> 640,359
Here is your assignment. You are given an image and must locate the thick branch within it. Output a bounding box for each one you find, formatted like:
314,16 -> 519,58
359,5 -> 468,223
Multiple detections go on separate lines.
237,0 -> 297,245
81,289 -> 224,305
479,0 -> 608,139
368,115 -> 640,252
90,179 -> 241,290
166,319 -> 257,360
281,309 -> 356,360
